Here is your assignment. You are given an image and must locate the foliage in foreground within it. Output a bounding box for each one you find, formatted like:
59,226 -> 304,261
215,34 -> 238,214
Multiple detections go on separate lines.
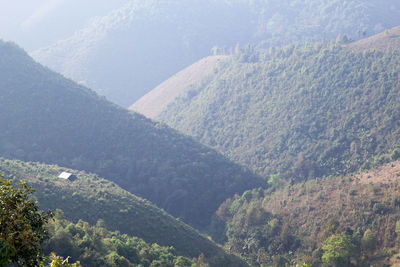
0,177 -> 52,266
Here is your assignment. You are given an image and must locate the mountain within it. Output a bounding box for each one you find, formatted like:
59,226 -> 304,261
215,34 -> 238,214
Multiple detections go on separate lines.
211,160 -> 400,266
0,0 -> 129,51
0,40 -> 262,230
347,25 -> 400,51
0,158 -> 246,266
155,40 -> 400,181
130,55 -> 228,119
32,0 -> 400,106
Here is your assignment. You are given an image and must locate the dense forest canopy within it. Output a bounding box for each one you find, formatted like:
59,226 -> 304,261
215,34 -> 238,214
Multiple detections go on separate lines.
0,40 -> 262,231
32,0 -> 400,106
158,43 -> 400,182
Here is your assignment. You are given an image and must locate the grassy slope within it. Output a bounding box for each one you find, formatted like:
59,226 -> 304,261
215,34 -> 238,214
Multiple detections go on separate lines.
157,41 -> 400,181
0,158 -> 247,266
130,55 -> 229,119
0,40 -> 262,230
347,25 -> 400,51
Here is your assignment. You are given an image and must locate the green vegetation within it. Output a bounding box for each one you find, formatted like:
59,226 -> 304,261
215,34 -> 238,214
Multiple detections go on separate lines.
44,210 -> 195,267
0,177 -> 52,266
33,0 -> 400,106
0,173 -> 195,267
0,158 -> 247,266
0,40 -> 262,230
210,161 -> 400,266
322,234 -> 357,267
159,42 -> 400,182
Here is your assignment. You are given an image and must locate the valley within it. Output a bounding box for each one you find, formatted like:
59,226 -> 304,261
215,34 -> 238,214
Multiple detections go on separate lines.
1,1 -> 400,266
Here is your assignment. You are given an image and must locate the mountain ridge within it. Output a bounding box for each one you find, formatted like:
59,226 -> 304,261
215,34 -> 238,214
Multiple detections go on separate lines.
155,40 -> 400,181
130,55 -> 229,118
31,0 -> 400,106
0,157 -> 248,266
347,25 -> 400,51
0,40 -> 263,231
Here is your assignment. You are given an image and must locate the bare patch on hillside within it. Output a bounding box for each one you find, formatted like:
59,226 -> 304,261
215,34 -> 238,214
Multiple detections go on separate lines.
357,160 -> 400,184
260,160 -> 400,265
130,55 -> 229,119
346,26 -> 400,51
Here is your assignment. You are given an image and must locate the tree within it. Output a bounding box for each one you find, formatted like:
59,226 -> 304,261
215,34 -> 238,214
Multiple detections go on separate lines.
322,233 -> 357,267
47,253 -> 82,267
0,176 -> 52,266
361,229 -> 377,252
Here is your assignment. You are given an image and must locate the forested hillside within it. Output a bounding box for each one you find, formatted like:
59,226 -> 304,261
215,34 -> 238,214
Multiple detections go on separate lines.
0,158 -> 247,266
32,0 -> 400,106
157,41 -> 400,182
210,160 -> 400,266
45,212 -> 195,266
0,40 -> 262,230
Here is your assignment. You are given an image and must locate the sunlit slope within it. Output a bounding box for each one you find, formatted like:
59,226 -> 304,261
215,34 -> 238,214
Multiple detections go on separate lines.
347,25 -> 400,51
0,41 -> 262,230
157,42 -> 400,181
31,0 -> 400,106
213,160 -> 400,266
130,55 -> 229,118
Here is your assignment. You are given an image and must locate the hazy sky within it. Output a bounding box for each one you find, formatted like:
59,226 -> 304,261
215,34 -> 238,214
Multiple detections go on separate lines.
0,0 -> 128,51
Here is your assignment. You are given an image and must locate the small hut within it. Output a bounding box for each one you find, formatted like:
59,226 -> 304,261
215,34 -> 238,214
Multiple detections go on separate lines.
58,172 -> 78,182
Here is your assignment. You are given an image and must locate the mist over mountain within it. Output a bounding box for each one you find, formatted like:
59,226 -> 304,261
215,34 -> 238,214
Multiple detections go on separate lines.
0,40 -> 262,231
32,0 -> 400,107
3,2 -> 400,266
0,0 -> 129,50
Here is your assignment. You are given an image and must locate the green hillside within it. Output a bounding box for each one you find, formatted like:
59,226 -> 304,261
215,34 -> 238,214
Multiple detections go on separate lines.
210,160 -> 400,266
0,40 -> 262,230
0,158 -> 247,266
157,42 -> 400,181
32,0 -> 400,106
44,212 -> 195,266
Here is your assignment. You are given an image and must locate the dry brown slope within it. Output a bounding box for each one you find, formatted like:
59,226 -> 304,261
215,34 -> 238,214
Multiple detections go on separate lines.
346,25 -> 400,51
262,160 -> 400,264
130,55 -> 229,119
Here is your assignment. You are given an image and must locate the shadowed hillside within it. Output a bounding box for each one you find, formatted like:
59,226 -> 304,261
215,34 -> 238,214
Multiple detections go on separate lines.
0,158 -> 248,266
0,40 -> 262,231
